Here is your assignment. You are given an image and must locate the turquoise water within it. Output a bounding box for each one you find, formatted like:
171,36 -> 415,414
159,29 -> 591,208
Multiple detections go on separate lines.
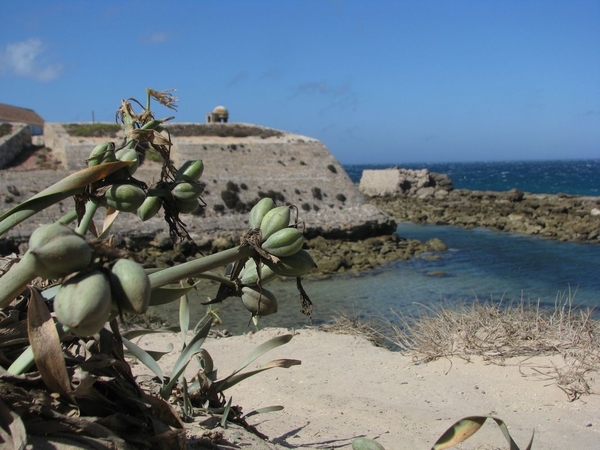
157,160 -> 600,334
170,223 -> 600,334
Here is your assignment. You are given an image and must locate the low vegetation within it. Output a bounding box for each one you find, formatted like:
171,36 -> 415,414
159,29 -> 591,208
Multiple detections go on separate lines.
166,123 -> 283,138
326,293 -> 600,401
64,122 -> 122,137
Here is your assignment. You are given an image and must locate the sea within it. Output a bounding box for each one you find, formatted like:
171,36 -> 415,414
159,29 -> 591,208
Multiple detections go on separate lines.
157,159 -> 600,334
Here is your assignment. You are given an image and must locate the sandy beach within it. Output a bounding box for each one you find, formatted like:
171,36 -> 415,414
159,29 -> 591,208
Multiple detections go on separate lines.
130,327 -> 600,450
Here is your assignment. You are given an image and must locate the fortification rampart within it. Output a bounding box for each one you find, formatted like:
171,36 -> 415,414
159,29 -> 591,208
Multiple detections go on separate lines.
0,123 -> 394,243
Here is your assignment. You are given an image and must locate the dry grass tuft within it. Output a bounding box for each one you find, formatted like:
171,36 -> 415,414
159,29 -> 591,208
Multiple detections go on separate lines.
328,293 -> 600,400
320,309 -> 389,348
394,294 -> 600,400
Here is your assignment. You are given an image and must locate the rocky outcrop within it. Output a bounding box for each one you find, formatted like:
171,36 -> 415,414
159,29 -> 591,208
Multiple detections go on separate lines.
359,167 -> 453,198
373,189 -> 600,243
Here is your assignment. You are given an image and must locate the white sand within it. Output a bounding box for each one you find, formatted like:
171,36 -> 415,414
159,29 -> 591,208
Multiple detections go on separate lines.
131,327 -> 600,449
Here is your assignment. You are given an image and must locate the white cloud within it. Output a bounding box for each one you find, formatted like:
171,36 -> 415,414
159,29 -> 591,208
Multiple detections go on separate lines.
0,38 -> 63,81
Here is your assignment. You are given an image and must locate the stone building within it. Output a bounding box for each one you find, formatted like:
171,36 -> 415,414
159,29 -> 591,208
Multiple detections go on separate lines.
206,106 -> 229,123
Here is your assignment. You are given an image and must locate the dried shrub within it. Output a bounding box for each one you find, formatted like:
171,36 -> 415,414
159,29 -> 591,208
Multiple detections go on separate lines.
387,294 -> 600,400
301,203 -> 311,212
336,193 -> 346,202
327,164 -> 337,174
311,187 -> 323,200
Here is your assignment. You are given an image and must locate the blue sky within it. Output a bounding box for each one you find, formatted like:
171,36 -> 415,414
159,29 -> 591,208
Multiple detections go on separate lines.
1,1 -> 599,164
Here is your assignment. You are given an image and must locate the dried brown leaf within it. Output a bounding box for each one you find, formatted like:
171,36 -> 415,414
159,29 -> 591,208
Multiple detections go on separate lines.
27,288 -> 72,398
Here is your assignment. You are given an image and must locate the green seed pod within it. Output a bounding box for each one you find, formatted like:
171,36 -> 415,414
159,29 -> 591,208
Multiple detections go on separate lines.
104,183 -> 146,213
249,197 -> 276,229
87,142 -> 116,167
174,198 -> 200,214
175,160 -> 204,182
239,259 -> 277,286
115,147 -> 139,175
171,181 -> 204,202
28,223 -> 81,250
264,249 -> 317,278
109,259 -> 151,314
262,227 -> 304,257
351,438 -> 386,450
53,270 -> 113,337
137,195 -> 162,221
27,224 -> 92,280
240,286 -> 278,317
260,205 -> 291,241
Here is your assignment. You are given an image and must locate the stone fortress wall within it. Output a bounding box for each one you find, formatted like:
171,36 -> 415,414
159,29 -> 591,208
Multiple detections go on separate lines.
0,123 -> 394,242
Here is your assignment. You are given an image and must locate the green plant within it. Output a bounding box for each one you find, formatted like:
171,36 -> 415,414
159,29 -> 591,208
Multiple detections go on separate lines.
0,88 -> 316,448
353,415 -> 534,449
327,164 -> 337,174
64,122 -> 122,137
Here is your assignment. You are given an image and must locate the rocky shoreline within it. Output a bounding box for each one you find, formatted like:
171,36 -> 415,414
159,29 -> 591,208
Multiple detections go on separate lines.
371,189 -> 600,244
122,228 -> 447,278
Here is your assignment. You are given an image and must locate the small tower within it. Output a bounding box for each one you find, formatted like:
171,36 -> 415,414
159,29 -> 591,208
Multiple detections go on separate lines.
206,106 -> 229,123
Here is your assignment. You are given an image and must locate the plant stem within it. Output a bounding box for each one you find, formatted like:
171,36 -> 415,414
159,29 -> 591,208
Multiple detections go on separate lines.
0,252 -> 37,308
57,209 -> 78,225
75,200 -> 98,236
149,245 -> 255,289
196,271 -> 237,288
7,323 -> 69,375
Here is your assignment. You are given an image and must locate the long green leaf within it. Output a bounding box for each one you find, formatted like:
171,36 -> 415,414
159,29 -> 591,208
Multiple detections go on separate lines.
220,396 -> 233,429
122,337 -> 165,384
170,317 -> 212,380
231,334 -> 294,377
121,326 -> 180,340
432,416 -> 486,450
431,415 -> 533,450
242,405 -> 284,420
160,361 -> 190,399
490,417 -> 532,450
214,359 -> 300,393
0,161 -> 132,236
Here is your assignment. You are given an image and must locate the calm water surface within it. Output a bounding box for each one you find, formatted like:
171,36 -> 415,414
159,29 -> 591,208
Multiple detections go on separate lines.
154,223 -> 600,335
